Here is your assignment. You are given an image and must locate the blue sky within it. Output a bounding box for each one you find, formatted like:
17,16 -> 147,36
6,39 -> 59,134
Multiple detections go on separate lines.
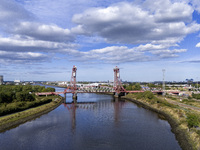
0,0 -> 200,82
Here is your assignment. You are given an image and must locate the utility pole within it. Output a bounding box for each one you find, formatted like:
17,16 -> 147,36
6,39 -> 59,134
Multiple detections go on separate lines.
162,69 -> 165,96
197,77 -> 199,92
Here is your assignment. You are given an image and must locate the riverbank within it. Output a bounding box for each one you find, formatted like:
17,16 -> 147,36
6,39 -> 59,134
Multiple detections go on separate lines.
0,96 -> 63,132
122,93 -> 200,150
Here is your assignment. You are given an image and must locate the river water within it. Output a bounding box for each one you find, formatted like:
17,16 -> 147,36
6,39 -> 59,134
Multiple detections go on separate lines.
0,86 -> 181,150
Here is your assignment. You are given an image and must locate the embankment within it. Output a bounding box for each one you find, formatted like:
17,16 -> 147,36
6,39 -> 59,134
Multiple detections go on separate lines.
0,96 -> 63,132
123,97 -> 193,150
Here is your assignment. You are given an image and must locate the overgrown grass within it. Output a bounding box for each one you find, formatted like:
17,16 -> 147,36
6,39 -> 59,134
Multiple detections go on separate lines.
0,96 -> 62,127
0,96 -> 59,116
186,112 -> 200,128
128,91 -> 177,108
125,92 -> 200,149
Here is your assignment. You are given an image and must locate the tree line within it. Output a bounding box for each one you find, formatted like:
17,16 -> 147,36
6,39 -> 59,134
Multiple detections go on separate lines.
0,85 -> 55,103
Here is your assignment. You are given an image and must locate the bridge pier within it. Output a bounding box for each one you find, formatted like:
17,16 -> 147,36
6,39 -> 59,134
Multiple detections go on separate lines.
72,92 -> 77,100
64,93 -> 66,103
114,92 -> 119,98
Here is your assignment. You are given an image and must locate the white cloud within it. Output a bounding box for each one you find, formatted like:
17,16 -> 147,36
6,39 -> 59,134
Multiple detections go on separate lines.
0,36 -> 77,52
72,1 -> 200,45
136,44 -> 169,51
151,49 -> 187,58
0,50 -> 49,64
67,46 -> 187,63
12,22 -> 74,42
190,0 -> 200,13
143,0 -> 193,22
196,42 -> 200,47
0,0 -> 35,28
23,0 -> 125,28
0,0 -> 199,65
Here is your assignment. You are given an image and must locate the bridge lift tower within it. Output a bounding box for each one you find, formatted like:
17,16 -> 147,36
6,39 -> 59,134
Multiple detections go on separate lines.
113,66 -> 126,97
64,65 -> 77,100
71,65 -> 77,99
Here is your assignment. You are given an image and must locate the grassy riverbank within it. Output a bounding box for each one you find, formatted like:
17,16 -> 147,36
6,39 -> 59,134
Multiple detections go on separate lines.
0,95 -> 63,132
123,92 -> 200,150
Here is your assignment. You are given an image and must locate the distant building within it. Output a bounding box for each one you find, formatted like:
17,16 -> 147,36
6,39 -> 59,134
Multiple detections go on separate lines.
58,81 -> 68,86
0,75 -> 3,85
14,80 -> 20,83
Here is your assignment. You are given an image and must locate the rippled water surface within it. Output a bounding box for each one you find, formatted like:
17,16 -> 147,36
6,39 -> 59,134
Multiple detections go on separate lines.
0,86 -> 181,150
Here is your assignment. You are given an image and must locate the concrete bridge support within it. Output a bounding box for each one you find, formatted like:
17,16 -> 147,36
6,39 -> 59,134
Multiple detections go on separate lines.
64,93 -> 66,103
72,92 -> 77,100
114,92 -> 119,98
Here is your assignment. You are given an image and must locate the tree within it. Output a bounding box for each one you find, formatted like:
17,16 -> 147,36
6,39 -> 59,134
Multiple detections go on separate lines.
132,83 -> 142,90
45,87 -> 55,92
144,91 -> 154,99
23,85 -> 33,92
16,92 -> 25,102
16,92 -> 35,102
25,93 -> 35,101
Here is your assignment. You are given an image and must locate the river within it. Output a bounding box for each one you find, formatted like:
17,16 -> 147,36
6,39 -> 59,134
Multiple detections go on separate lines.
0,86 -> 181,150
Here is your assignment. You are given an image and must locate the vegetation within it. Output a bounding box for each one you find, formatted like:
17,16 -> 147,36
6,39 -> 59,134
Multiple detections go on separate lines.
192,93 -> 200,99
124,83 -> 142,90
186,113 -> 200,128
0,85 -> 55,116
125,92 -> 200,149
0,96 -> 62,130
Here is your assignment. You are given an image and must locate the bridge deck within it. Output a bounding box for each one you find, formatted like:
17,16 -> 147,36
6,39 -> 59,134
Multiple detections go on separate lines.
35,90 -> 169,96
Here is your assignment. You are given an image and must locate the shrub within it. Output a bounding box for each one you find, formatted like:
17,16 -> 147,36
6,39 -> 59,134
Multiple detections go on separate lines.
197,130 -> 200,136
187,113 -> 200,128
171,97 -> 177,100
192,93 -> 200,99
144,91 -> 154,100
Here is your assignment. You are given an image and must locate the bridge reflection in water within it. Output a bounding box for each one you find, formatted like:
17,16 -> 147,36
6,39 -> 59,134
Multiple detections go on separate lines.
62,98 -> 125,132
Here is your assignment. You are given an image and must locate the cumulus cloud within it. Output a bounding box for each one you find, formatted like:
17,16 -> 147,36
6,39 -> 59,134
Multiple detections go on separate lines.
12,22 -> 75,42
72,0 -> 200,47
0,0 -> 35,29
66,46 -> 146,63
0,0 -> 78,65
0,36 -> 77,52
0,0 -> 199,65
196,42 -> 200,47
0,51 -> 49,64
143,0 -> 193,22
190,0 -> 200,13
70,0 -> 200,63
150,49 -> 187,58
66,45 -> 187,63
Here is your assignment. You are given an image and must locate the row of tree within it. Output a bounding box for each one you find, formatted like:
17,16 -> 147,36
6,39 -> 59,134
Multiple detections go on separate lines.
0,85 -> 55,103
123,83 -> 142,90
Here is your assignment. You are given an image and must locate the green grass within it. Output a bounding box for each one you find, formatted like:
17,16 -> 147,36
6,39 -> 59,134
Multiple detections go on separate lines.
0,96 -> 62,127
0,95 -> 59,117
125,93 -> 200,150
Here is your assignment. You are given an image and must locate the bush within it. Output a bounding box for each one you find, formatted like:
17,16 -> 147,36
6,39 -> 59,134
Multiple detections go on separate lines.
16,92 -> 35,102
187,113 -> 200,128
0,98 -> 52,116
125,83 -> 142,90
171,97 -> 177,100
192,93 -> 200,99
144,91 -> 154,100
197,130 -> 200,136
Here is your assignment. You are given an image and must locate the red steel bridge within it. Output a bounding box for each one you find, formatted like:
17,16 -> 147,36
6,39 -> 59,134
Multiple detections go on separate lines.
35,66 -> 170,98
35,66 -> 130,98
